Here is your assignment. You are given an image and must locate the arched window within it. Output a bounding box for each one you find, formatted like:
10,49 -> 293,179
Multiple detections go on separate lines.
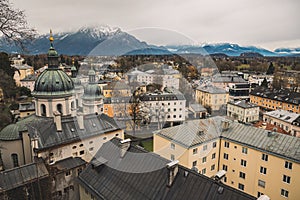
41,104 -> 46,116
57,104 -> 63,114
11,153 -> 19,167
71,101 -> 75,109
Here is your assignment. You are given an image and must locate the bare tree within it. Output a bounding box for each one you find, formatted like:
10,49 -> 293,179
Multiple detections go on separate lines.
0,0 -> 36,50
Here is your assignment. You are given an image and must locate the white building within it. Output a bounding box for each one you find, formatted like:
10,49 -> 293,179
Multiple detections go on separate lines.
227,100 -> 259,123
263,109 -> 299,134
138,89 -> 186,127
129,66 -> 180,89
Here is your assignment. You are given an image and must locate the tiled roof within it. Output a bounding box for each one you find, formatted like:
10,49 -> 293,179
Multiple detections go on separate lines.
77,138 -> 256,200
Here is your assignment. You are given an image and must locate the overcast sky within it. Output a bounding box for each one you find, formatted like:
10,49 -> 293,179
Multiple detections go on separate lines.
11,0 -> 300,50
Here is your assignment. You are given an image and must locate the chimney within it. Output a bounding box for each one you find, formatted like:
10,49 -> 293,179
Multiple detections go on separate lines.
257,195 -> 270,200
53,111 -> 62,132
166,160 -> 179,187
214,170 -> 226,181
119,139 -> 131,158
77,112 -> 85,130
221,120 -> 230,132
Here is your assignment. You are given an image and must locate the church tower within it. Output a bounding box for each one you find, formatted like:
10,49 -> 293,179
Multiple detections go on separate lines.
71,59 -> 84,108
32,30 -> 76,118
82,63 -> 104,115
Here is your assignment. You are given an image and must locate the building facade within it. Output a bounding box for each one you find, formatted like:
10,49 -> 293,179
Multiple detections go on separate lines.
227,100 -> 259,123
195,85 -> 228,113
250,88 -> 300,114
154,117 -> 300,200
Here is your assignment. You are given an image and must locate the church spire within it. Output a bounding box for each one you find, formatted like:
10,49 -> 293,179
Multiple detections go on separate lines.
88,61 -> 96,83
71,58 -> 78,78
47,29 -> 59,69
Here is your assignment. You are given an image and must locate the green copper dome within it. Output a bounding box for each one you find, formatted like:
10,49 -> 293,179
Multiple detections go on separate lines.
82,83 -> 103,100
32,69 -> 74,97
48,46 -> 58,57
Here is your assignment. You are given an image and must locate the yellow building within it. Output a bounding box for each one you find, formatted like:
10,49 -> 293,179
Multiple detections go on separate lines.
13,64 -> 34,86
154,117 -> 300,200
250,88 -> 300,114
195,85 -> 228,113
102,81 -> 131,98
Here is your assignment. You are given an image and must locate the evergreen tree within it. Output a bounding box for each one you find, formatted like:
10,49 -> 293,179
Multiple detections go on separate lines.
261,77 -> 268,88
266,62 -> 275,75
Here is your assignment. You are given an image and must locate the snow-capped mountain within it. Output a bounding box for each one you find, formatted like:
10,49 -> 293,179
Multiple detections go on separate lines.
0,25 -> 156,55
0,25 -> 299,56
274,47 -> 300,55
166,43 -> 277,56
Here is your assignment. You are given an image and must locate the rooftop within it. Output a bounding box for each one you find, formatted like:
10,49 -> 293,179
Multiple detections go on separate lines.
228,100 -> 258,109
156,117 -> 300,163
196,85 -> 227,94
264,109 -> 299,123
0,161 -> 48,191
250,87 -> 300,105
77,138 -> 256,200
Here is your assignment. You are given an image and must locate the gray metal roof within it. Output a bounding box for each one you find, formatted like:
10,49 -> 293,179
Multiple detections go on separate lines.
221,122 -> 300,162
264,109 -> 299,123
156,117 -> 300,163
0,161 -> 49,191
25,114 -> 121,151
228,100 -> 258,109
51,157 -> 86,171
155,118 -> 222,148
196,85 -> 227,94
77,138 -> 256,200
189,104 -> 207,112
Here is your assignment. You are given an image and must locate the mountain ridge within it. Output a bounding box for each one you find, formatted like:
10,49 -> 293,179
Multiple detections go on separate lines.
0,25 -> 299,57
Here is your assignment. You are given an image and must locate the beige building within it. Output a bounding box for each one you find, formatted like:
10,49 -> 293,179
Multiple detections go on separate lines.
263,109 -> 300,136
154,117 -> 300,200
13,64 -> 34,86
195,85 -> 228,113
227,100 -> 259,123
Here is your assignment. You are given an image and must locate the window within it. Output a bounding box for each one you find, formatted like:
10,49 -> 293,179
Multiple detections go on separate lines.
65,171 -> 71,176
171,143 -> 175,150
171,154 -> 175,161
258,180 -> 265,188
202,168 -> 206,175
223,153 -> 229,160
223,177 -> 227,183
79,144 -> 83,147
57,104 -> 63,114
212,142 -> 217,148
285,161 -> 292,169
193,148 -> 198,154
211,164 -> 215,171
262,154 -> 268,161
238,183 -> 244,191
283,175 -> 291,184
11,154 -> 19,168
242,147 -> 248,154
222,165 -> 228,171
202,157 -> 207,163
79,150 -> 85,155
212,153 -> 216,159
239,172 -> 246,179
89,147 -> 94,151
89,141 -> 93,144
224,141 -> 229,148
281,189 -> 289,198
192,161 -> 197,167
203,145 -> 207,151
260,166 -> 267,174
241,159 -> 247,167
41,104 -> 46,116
257,192 -> 264,197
